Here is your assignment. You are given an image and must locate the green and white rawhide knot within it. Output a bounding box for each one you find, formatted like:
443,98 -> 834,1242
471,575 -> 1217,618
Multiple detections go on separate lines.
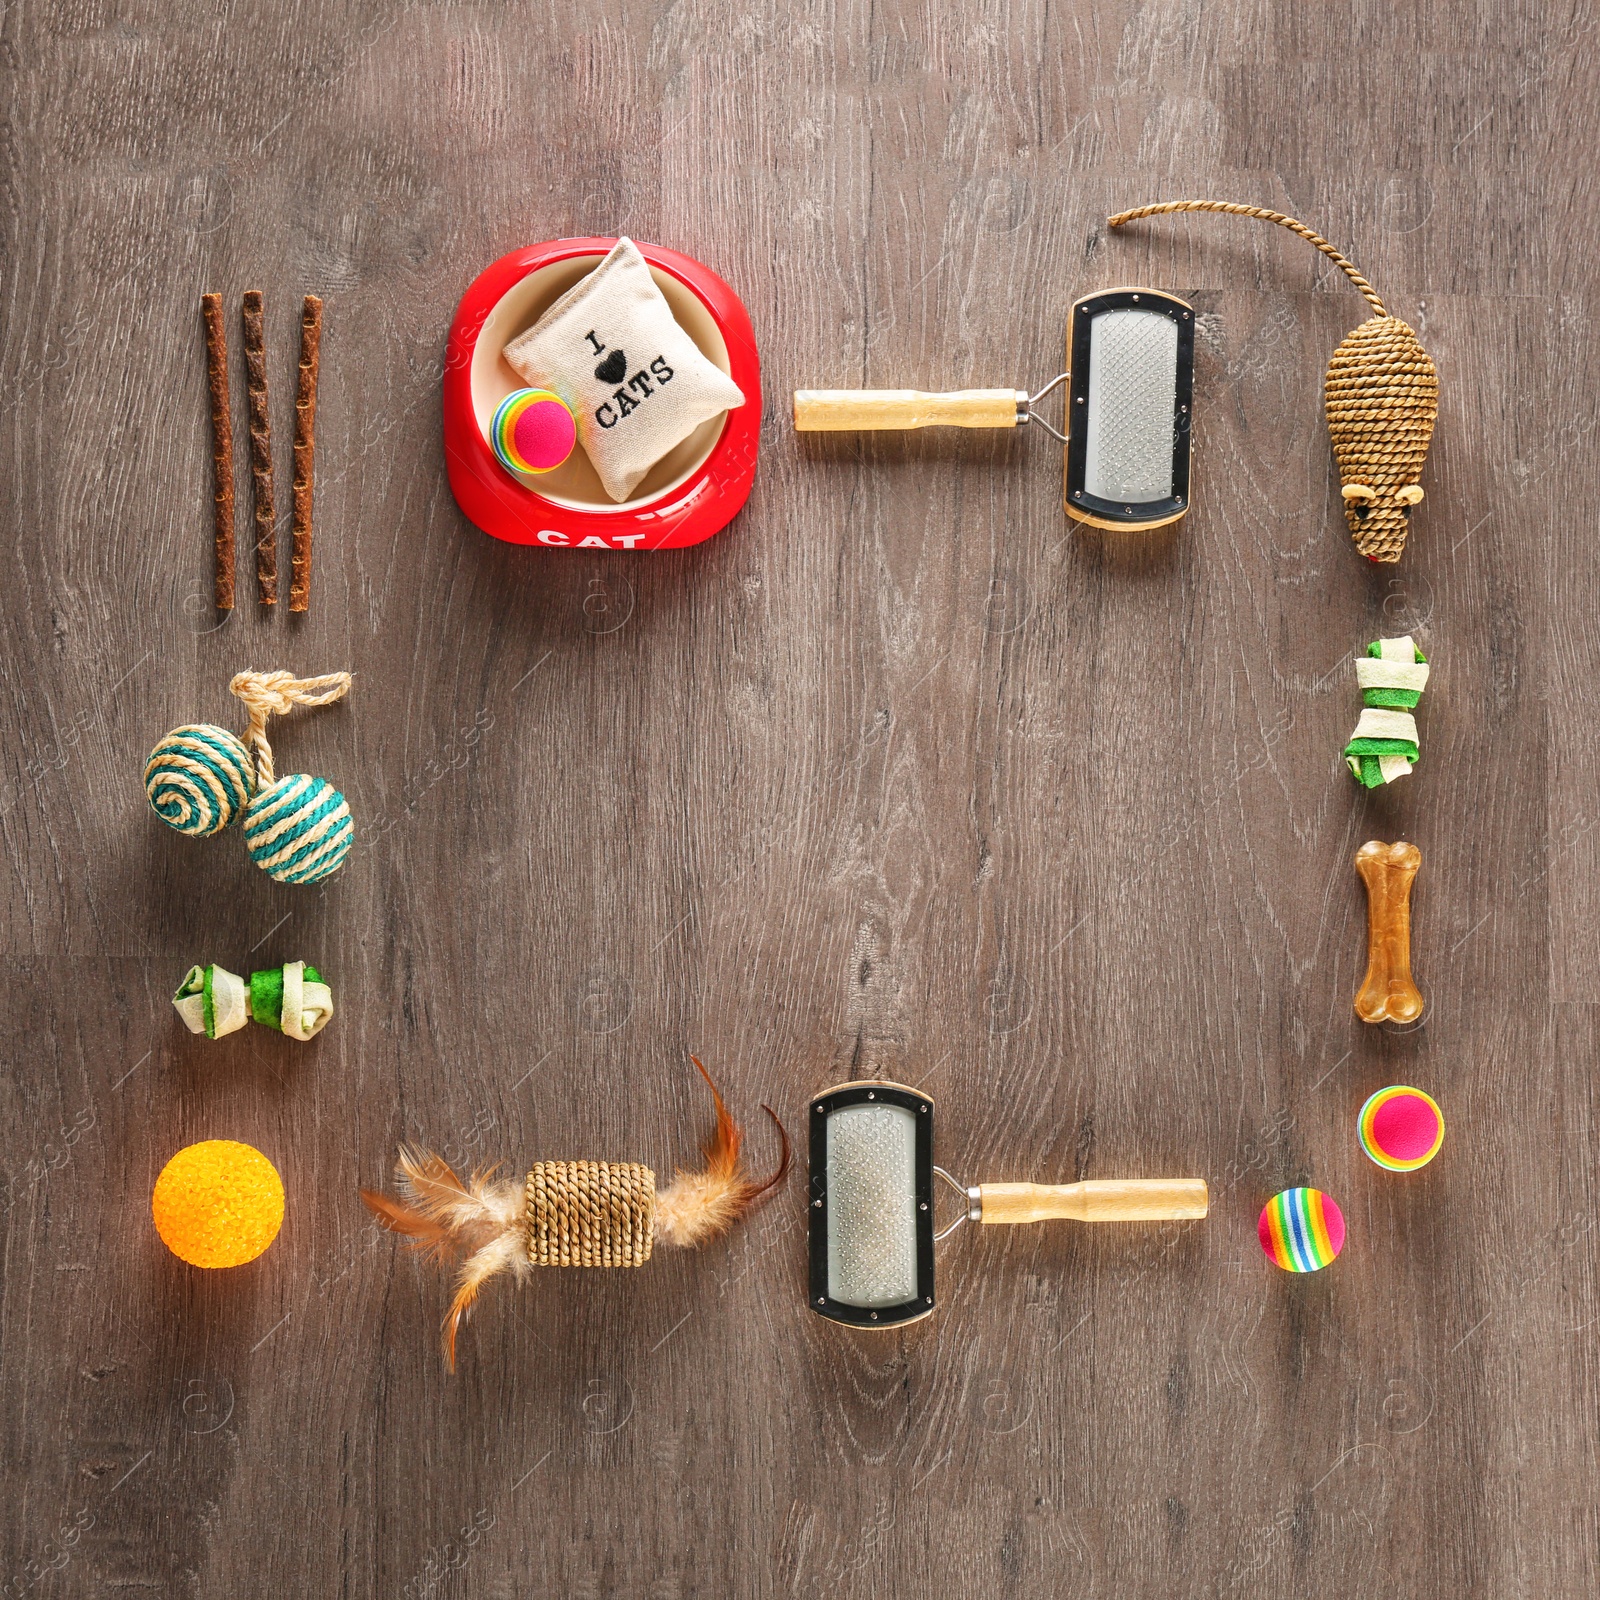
1344,635 -> 1429,787
173,960 -> 333,1041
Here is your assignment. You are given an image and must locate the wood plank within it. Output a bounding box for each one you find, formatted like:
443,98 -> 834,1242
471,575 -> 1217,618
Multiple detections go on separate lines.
0,0 -> 1594,1594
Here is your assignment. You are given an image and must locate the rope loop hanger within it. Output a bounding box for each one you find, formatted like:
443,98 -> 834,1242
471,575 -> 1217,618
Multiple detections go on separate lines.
230,669 -> 351,789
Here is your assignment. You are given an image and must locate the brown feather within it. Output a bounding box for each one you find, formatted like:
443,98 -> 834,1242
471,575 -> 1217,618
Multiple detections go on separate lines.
443,1231 -> 529,1371
358,1187 -> 458,1258
654,1058 -> 791,1249
361,1146 -> 530,1371
393,1146 -> 521,1236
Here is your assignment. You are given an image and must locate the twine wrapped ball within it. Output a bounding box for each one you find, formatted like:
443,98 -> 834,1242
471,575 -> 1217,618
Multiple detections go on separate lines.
243,773 -> 353,885
1258,1187 -> 1345,1273
144,725 -> 256,836
152,1139 -> 285,1267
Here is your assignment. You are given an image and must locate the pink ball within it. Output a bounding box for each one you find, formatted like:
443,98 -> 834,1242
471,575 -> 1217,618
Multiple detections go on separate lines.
1359,1086 -> 1444,1171
490,388 -> 576,475
512,399 -> 573,470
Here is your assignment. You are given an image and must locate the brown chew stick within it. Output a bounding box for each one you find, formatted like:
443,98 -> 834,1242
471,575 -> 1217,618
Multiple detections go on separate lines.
1354,840 -> 1424,1023
242,290 -> 276,605
201,294 -> 234,610
290,295 -> 321,612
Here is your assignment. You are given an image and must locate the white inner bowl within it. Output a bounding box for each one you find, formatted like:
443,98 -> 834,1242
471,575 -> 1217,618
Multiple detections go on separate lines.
470,254 -> 734,511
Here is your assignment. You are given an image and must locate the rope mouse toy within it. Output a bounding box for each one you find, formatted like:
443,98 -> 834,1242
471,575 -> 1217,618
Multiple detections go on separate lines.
361,1058 -> 790,1370
1108,201 -> 1439,564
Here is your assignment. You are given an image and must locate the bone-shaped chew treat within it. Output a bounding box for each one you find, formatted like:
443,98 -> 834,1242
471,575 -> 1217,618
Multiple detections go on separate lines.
1355,840 -> 1424,1024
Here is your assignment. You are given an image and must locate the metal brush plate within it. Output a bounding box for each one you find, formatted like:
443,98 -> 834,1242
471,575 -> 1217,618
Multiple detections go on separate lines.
808,1080 -> 936,1328
1063,288 -> 1194,531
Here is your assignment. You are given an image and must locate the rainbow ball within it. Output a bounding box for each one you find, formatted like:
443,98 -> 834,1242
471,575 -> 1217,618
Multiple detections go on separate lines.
1359,1086 -> 1444,1172
490,388 -> 576,476
144,724 -> 256,836
1258,1187 -> 1345,1273
243,773 -> 353,885
152,1139 -> 284,1267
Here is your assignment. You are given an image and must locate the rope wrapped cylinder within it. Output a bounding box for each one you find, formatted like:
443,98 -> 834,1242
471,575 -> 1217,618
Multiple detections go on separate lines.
526,1161 -> 656,1266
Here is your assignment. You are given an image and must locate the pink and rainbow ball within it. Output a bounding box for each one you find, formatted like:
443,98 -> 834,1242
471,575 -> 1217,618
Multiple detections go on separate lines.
1359,1086 -> 1444,1172
1258,1187 -> 1345,1273
490,388 -> 576,476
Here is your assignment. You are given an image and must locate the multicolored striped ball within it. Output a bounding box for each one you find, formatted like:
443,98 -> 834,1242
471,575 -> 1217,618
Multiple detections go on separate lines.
243,773 -> 353,885
1359,1086 -> 1444,1172
144,724 -> 256,836
1258,1187 -> 1345,1273
490,387 -> 576,476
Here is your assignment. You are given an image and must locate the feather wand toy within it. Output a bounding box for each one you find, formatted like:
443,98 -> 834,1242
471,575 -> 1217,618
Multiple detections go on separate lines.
361,1058 -> 789,1370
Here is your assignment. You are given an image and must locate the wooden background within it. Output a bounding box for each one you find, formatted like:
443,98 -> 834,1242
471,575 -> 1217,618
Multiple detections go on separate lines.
2,0 -> 1597,1594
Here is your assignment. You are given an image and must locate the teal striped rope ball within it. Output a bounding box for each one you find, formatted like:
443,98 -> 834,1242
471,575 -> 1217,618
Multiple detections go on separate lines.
144,725 -> 256,836
243,773 -> 353,884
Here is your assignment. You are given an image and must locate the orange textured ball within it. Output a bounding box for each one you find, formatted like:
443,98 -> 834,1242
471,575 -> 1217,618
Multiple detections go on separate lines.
152,1140 -> 284,1268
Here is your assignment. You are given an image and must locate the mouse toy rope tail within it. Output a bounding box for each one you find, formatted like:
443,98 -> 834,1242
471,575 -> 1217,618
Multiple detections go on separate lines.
1106,199 -> 1439,564
360,1059 -> 790,1371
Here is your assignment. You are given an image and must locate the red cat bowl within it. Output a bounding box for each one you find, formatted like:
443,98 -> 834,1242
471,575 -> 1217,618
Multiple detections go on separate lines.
443,237 -> 760,550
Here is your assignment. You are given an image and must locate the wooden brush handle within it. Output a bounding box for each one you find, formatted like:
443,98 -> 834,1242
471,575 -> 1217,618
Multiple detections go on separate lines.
977,1179 -> 1209,1224
793,388 -> 1024,431
1354,839 -> 1424,1023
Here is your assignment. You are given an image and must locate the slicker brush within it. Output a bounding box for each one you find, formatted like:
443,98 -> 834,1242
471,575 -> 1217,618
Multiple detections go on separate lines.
1108,201 -> 1438,563
361,1058 -> 789,1370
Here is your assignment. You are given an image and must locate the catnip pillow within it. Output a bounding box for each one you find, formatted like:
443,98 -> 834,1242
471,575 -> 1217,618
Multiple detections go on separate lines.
502,238 -> 746,502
